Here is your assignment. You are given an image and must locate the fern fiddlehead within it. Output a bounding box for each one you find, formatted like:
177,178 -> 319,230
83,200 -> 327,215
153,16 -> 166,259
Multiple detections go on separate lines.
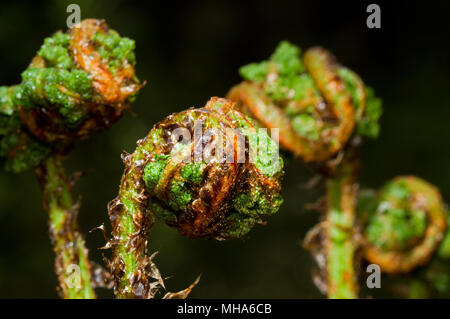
360,176 -> 448,274
108,97 -> 284,298
16,19 -> 142,144
228,41 -> 381,162
358,176 -> 450,298
227,41 -> 382,298
0,19 -> 143,298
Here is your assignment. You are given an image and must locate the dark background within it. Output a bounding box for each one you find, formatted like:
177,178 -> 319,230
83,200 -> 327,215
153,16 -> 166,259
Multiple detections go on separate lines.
0,0 -> 449,298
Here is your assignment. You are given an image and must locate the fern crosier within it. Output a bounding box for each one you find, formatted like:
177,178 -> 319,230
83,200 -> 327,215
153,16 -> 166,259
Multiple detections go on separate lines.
360,176 -> 448,274
108,97 -> 284,298
15,19 -> 143,144
228,41 -> 382,162
0,19 -> 144,299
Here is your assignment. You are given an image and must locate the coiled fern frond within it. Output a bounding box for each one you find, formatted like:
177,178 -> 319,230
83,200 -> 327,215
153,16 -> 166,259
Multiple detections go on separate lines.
0,19 -> 143,298
108,97 -> 284,298
228,41 -> 382,162
360,176 -> 448,274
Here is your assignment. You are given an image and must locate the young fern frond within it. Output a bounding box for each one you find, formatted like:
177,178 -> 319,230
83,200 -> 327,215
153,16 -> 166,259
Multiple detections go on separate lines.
360,176 -> 448,274
227,41 -> 382,298
108,97 -> 284,298
0,19 -> 144,298
228,41 -> 381,162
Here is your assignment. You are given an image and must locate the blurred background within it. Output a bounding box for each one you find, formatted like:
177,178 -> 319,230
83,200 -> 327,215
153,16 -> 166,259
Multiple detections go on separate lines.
0,0 -> 449,298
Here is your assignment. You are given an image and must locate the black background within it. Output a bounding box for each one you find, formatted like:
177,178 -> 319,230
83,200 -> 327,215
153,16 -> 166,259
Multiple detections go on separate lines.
0,0 -> 449,298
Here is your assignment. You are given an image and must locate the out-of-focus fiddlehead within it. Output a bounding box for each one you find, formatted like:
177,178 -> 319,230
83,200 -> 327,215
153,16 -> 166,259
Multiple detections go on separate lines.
228,41 -> 382,162
0,19 -> 143,298
357,176 -> 450,298
360,176 -> 448,274
108,97 -> 284,298
227,41 -> 382,298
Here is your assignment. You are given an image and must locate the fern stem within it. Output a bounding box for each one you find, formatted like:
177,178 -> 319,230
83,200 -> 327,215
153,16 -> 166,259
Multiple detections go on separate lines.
36,155 -> 96,299
325,153 -> 359,298
108,144 -> 154,299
